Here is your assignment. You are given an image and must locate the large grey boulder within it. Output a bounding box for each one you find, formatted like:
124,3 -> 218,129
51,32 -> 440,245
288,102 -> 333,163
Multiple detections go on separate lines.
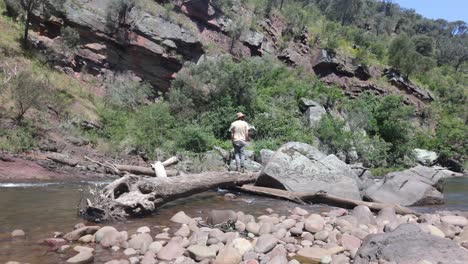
364,165 -> 461,206
255,142 -> 362,200
354,224 -> 468,264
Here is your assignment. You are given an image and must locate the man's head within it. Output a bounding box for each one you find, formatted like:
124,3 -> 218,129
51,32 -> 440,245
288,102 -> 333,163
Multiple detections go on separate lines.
235,112 -> 245,120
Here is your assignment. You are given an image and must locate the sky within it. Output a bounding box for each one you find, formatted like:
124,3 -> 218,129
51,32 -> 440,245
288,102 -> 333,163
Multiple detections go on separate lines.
391,0 -> 468,22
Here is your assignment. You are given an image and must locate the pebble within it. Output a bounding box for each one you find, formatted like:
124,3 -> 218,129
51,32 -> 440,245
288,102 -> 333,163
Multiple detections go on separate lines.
11,229 -> 25,237
137,226 -> 151,234
123,248 -> 137,256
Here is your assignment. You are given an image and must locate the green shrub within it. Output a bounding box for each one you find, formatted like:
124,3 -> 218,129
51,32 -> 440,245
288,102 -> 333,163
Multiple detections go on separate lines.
8,70 -> 50,122
61,26 -> 80,49
0,122 -> 37,152
314,115 -> 352,155
174,124 -> 216,153
131,103 -> 176,155
104,73 -> 152,110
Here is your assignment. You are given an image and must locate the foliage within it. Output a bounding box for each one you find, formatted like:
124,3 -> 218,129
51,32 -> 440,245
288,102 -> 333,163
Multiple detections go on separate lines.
325,0 -> 363,26
8,70 -> 50,121
342,93 -> 415,166
61,26 -> 80,49
103,73 -> 152,110
105,0 -> 136,33
315,115 -> 352,155
412,35 -> 433,57
174,124 -> 217,153
0,121 -> 36,152
169,56 -> 318,151
434,117 -> 467,163
388,34 -> 420,77
226,16 -> 248,52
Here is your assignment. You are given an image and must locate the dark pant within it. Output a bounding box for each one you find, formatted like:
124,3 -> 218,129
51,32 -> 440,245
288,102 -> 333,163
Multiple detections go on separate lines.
233,141 -> 246,170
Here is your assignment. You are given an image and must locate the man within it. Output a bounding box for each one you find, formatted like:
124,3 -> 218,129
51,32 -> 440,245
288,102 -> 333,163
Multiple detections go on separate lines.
229,112 -> 249,172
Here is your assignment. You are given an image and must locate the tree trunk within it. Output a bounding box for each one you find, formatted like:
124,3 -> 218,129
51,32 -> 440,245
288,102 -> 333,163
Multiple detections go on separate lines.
81,172 -> 259,222
113,164 -> 177,177
237,185 -> 418,215
23,1 -> 34,48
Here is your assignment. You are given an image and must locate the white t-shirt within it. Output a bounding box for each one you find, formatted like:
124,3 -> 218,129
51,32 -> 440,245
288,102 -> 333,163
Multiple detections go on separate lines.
229,120 -> 249,143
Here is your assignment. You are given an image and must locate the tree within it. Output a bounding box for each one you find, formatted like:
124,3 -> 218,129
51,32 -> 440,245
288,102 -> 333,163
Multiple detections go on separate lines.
388,34 -> 422,78
412,35 -> 433,56
106,0 -> 136,34
61,26 -> 81,49
104,73 -> 152,110
20,0 -> 42,47
227,16 -> 247,53
326,0 -> 363,26
9,70 -> 50,122
436,36 -> 468,71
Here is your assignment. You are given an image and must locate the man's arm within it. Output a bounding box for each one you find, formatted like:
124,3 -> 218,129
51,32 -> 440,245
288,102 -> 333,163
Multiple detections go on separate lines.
245,124 -> 249,142
229,124 -> 234,141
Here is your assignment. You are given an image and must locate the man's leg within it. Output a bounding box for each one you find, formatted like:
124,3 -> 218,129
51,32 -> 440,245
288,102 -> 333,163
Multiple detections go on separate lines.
233,143 -> 241,171
240,143 -> 246,172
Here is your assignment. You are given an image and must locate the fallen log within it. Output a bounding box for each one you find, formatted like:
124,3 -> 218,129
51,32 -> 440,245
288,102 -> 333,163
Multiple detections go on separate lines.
81,171 -> 259,222
84,156 -> 177,177
114,164 -> 177,177
237,185 -> 419,215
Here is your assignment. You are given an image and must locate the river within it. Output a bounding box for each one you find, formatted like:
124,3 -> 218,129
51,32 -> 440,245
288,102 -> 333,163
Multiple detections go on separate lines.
0,177 -> 467,263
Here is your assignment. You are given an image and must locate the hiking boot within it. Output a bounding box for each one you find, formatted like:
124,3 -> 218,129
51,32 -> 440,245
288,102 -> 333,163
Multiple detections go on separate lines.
240,167 -> 245,173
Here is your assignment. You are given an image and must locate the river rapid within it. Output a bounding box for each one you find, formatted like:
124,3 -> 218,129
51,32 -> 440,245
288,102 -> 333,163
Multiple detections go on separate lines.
0,178 -> 467,263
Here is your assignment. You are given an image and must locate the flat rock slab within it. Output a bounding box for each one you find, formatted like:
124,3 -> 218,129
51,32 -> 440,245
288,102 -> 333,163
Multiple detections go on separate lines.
354,224 -> 468,264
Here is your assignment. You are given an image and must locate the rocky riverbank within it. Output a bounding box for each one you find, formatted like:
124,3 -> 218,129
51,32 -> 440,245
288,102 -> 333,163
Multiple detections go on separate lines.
6,203 -> 468,264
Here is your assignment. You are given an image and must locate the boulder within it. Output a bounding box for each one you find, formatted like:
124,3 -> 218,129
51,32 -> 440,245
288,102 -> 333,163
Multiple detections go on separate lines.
171,211 -> 193,224
259,149 -> 275,166
187,245 -> 217,261
67,246 -> 94,264
64,226 -> 100,241
229,159 -> 262,172
304,214 -> 325,233
128,233 -> 153,250
255,142 -> 362,200
299,99 -> 326,128
354,224 -> 468,264
78,234 -> 93,243
232,238 -> 253,256
254,234 -> 278,253
141,251 -> 157,264
157,240 -> 185,260
215,243 -> 242,264
11,229 -> 25,237
101,231 -> 127,248
441,215 -> 468,227
350,206 -> 376,226
312,49 -> 355,78
413,149 -> 438,166
295,247 -> 331,263
41,238 -> 68,248
94,226 -> 118,242
137,226 -> 151,234
363,166 -> 450,206
174,224 -> 191,237
207,210 -> 238,225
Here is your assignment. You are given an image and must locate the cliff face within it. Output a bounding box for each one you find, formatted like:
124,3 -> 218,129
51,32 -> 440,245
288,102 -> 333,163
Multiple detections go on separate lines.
5,0 -> 432,109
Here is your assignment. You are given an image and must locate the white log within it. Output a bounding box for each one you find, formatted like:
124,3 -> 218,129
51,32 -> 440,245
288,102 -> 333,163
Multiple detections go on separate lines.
152,161 -> 167,178
161,156 -> 179,167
